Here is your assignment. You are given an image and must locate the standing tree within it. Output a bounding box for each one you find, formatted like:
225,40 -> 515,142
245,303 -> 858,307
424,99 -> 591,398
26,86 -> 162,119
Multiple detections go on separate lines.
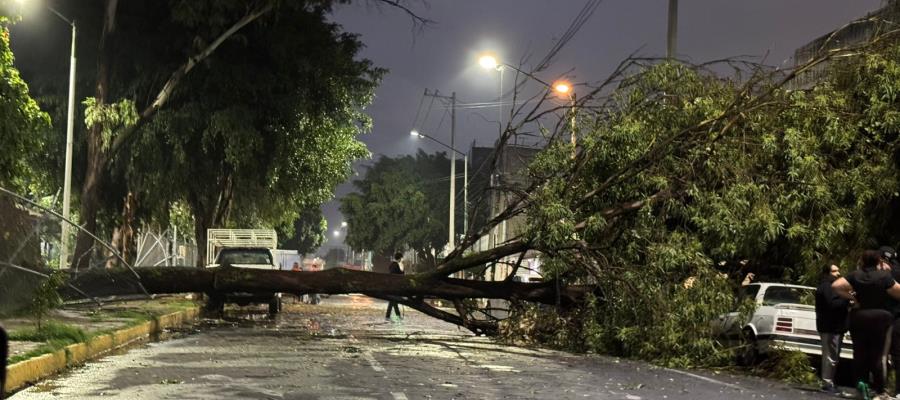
340,151 -> 461,271
119,1 -> 378,265
278,207 -> 327,257
40,0 -> 395,268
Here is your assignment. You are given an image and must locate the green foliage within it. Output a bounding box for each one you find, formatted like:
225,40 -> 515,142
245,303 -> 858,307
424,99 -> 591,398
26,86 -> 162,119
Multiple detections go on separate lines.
510,40 -> 900,368
116,2 -> 380,244
754,350 -> 817,384
0,18 -> 51,191
83,98 -> 138,151
278,207 -> 327,255
340,151 -> 458,262
29,270 -> 65,328
9,321 -> 88,343
7,322 -> 89,364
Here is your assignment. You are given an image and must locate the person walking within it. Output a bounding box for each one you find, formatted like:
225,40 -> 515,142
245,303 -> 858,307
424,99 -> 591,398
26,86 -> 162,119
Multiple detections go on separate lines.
815,263 -> 849,394
385,252 -> 404,321
833,250 -> 900,399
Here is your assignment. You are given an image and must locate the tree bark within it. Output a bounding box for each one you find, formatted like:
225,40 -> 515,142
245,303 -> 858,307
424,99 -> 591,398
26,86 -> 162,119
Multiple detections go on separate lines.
64,267 -> 590,307
73,0 -> 117,271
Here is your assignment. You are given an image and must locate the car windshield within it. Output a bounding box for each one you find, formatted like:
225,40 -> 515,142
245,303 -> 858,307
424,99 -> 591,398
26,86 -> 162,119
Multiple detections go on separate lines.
217,249 -> 272,265
761,286 -> 814,306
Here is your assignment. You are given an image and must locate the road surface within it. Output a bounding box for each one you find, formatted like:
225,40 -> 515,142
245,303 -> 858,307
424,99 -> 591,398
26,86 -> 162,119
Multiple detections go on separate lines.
11,295 -> 833,399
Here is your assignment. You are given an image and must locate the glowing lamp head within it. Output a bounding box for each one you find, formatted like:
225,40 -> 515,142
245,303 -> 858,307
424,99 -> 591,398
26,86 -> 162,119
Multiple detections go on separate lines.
552,81 -> 572,95
478,54 -> 499,70
333,230 -> 340,238
410,129 -> 419,137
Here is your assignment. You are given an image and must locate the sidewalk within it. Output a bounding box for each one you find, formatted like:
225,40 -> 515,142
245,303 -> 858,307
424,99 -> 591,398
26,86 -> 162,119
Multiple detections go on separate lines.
2,295 -> 201,394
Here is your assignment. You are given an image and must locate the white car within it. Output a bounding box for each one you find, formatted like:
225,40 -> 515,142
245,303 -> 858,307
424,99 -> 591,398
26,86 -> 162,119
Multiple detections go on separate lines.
715,282 -> 852,364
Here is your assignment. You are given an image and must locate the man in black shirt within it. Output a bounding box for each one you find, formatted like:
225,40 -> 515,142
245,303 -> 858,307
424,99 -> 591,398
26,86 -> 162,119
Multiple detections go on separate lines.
385,252 -> 405,321
879,246 -> 900,396
815,263 -> 849,393
834,250 -> 900,399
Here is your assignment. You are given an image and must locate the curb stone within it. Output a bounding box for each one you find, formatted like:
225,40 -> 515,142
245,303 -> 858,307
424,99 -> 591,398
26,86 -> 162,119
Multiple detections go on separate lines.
4,307 -> 199,394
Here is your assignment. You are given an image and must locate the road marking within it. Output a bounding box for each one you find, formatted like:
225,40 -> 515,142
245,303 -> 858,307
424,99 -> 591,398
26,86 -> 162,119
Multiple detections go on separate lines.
390,393 -> 409,400
364,352 -> 385,372
664,368 -> 744,390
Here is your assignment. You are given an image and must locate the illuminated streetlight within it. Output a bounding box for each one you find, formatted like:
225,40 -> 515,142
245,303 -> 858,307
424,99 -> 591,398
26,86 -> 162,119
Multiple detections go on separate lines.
17,0 -> 78,269
410,129 -> 421,137
478,52 -> 504,140
478,54 -> 499,70
333,230 -> 340,238
552,81 -> 571,95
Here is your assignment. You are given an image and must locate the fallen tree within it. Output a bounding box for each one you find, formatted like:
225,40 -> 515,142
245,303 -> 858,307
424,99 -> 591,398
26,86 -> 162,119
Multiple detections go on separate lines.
8,24 -> 900,370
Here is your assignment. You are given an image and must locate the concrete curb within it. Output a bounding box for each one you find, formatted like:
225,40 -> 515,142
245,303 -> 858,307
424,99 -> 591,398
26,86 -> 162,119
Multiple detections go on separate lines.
4,307 -> 200,394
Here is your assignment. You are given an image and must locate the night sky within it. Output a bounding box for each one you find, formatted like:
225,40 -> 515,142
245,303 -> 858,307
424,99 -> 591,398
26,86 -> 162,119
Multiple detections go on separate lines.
319,0 -> 882,253
6,1 -> 886,255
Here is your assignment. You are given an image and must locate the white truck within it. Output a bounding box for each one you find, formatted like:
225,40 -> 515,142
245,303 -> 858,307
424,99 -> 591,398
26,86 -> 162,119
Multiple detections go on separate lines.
205,229 -> 283,315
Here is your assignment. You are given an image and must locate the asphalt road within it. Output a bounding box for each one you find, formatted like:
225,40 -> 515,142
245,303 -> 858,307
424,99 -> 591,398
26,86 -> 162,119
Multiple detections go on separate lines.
11,295 -> 834,399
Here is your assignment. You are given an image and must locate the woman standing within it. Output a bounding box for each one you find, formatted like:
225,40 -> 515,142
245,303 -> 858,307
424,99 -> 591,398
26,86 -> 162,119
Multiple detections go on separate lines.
833,250 -> 900,399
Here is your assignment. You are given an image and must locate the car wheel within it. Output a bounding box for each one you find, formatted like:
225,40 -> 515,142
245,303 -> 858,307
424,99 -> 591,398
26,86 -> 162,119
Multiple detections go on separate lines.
737,329 -> 760,366
204,294 -> 225,317
268,296 -> 282,315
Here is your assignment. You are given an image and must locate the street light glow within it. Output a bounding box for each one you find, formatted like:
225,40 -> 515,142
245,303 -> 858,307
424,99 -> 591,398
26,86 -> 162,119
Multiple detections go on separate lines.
341,221 -> 347,227
333,230 -> 340,238
478,54 -> 499,70
553,81 -> 571,94
410,129 -> 419,136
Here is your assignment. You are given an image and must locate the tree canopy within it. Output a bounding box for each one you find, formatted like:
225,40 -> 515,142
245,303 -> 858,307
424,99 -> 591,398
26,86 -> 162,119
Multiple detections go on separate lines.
0,12 -> 50,191
5,1 -> 381,267
278,207 -> 327,256
340,151 -> 462,269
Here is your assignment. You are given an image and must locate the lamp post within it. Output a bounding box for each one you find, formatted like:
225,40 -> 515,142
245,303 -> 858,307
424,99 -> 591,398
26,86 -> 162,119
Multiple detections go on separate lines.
334,222 -> 350,265
18,1 -> 78,269
478,54 -> 504,140
417,90 -> 458,252
410,130 -> 469,245
476,54 -> 577,245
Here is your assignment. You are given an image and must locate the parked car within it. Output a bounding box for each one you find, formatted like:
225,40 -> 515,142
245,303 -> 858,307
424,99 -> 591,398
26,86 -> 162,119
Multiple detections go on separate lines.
714,282 -> 852,365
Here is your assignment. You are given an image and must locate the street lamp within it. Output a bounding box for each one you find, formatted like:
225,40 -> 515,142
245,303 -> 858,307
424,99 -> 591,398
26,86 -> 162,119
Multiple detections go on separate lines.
334,222 -> 350,264
411,131 -> 469,247
551,79 -> 577,156
55,4 -> 78,270
478,53 -> 504,139
17,0 -> 78,269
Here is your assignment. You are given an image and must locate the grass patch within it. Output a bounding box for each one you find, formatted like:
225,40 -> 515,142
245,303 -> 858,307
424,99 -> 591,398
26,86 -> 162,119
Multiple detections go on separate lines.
9,321 -> 88,343
7,322 -> 90,364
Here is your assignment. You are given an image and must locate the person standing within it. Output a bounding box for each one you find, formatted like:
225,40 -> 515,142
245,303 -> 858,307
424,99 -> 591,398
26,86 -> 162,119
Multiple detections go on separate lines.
878,246 -> 900,396
815,263 -> 849,394
385,252 -> 404,321
833,250 -> 900,399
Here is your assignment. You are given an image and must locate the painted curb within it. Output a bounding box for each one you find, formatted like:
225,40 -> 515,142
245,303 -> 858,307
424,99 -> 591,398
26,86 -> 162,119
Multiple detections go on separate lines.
4,307 -> 200,394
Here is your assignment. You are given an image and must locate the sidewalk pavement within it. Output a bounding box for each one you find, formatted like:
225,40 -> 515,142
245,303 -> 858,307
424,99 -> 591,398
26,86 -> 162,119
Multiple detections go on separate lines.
2,295 -> 201,395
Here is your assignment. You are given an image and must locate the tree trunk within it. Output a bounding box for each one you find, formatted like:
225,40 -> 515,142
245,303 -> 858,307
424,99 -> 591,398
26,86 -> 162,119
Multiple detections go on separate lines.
73,0 -> 117,271
72,152 -> 104,271
65,267 -> 590,306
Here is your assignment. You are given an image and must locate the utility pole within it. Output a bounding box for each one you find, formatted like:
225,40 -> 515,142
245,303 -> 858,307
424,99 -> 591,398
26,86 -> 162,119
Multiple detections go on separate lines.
58,12 -> 77,270
422,90 -> 458,252
667,0 -> 678,59
449,92 -> 457,250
